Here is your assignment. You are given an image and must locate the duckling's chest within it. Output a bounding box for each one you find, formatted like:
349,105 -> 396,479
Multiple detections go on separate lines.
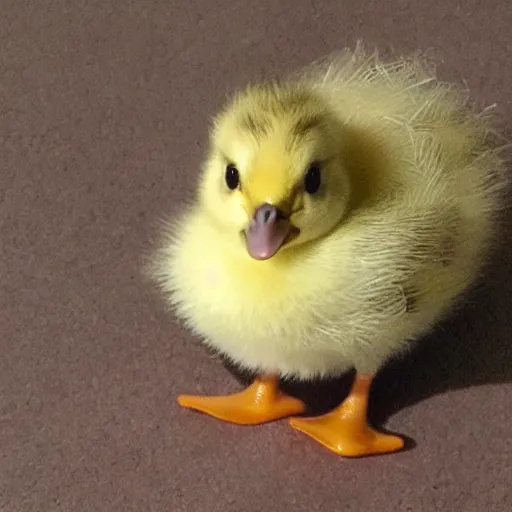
194,256 -> 309,323
175,241 -> 331,342
172,241 -> 367,378
170,214 -> 355,357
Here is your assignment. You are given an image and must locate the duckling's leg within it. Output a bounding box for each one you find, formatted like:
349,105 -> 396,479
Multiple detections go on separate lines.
289,374 -> 404,457
177,375 -> 306,425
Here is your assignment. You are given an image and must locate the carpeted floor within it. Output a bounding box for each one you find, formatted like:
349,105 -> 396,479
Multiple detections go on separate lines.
1,1 -> 511,511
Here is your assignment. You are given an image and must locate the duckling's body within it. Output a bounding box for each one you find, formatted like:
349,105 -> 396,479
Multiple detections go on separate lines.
152,46 -> 506,457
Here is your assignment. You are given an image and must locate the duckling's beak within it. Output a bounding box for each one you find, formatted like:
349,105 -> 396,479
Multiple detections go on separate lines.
245,204 -> 292,260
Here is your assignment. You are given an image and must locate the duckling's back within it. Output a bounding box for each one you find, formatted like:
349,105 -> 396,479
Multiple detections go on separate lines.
282,46 -> 509,367
295,45 -> 507,260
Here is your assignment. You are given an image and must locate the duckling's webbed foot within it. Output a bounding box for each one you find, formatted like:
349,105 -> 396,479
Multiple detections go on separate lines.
177,375 -> 306,425
289,373 -> 405,457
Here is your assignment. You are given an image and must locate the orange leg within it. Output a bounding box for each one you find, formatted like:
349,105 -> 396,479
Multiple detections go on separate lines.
289,373 -> 405,457
177,374 -> 306,425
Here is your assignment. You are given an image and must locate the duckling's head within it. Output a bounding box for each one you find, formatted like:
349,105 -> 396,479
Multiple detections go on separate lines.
198,83 -> 351,260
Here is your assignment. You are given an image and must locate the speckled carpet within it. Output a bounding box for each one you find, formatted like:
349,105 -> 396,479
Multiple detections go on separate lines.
1,1 -> 511,511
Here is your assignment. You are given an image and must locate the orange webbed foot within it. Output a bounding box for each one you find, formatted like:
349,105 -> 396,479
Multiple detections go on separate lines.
178,376 -> 306,425
289,373 -> 405,457
289,411 -> 404,457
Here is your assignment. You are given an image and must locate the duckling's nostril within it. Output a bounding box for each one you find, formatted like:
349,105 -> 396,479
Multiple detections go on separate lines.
254,204 -> 278,225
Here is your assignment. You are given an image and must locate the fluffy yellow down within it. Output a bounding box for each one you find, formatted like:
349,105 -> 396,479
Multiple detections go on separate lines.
151,45 -> 507,380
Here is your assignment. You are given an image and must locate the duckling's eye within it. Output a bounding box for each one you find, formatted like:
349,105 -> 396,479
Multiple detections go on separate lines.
225,164 -> 240,190
304,163 -> 321,194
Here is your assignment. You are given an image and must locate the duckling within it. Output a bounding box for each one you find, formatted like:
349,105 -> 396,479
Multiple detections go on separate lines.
150,45 -> 507,457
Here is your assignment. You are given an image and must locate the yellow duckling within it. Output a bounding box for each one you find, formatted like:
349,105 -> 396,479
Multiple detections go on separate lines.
150,45 -> 507,457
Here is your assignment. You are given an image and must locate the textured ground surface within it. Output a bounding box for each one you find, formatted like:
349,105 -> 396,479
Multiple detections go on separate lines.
1,1 -> 511,511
